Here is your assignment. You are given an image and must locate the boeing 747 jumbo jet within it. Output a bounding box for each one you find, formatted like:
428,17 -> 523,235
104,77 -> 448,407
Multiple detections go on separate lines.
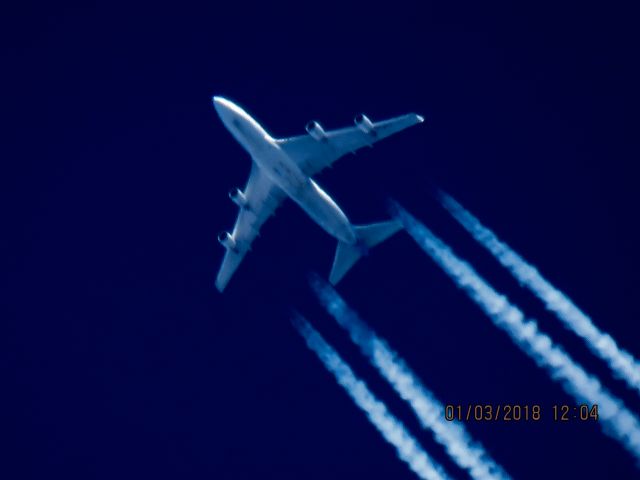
213,96 -> 424,292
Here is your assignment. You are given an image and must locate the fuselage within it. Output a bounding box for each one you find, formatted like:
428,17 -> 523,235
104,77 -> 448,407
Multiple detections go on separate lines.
213,96 -> 357,245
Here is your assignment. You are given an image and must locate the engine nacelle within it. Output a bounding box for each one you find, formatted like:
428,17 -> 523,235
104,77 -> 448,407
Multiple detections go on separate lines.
228,187 -> 248,208
305,120 -> 327,141
217,231 -> 236,250
354,113 -> 375,135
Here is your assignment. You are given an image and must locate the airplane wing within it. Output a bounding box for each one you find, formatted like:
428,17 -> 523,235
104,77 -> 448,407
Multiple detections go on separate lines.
215,162 -> 286,291
276,113 -> 423,177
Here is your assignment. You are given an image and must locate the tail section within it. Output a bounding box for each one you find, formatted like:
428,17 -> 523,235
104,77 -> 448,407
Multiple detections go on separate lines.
329,220 -> 402,284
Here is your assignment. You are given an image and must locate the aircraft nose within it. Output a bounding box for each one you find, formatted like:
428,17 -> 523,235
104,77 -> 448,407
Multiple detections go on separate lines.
213,96 -> 243,128
212,96 -> 229,116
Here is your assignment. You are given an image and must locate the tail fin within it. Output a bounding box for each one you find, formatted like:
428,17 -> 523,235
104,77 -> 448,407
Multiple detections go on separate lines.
329,220 -> 403,284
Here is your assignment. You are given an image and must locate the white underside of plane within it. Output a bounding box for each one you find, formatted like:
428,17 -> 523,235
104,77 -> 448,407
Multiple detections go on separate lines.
213,96 -> 424,292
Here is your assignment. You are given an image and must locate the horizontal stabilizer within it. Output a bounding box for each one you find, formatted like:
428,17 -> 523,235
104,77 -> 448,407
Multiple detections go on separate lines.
354,220 -> 403,248
329,219 -> 402,284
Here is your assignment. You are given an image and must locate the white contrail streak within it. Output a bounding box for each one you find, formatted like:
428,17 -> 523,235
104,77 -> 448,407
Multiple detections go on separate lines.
310,276 -> 511,480
291,314 -> 452,480
438,191 -> 640,397
393,203 -> 640,465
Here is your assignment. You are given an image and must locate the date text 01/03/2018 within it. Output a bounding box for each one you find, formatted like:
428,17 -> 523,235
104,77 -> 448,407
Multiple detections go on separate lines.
444,404 -> 599,422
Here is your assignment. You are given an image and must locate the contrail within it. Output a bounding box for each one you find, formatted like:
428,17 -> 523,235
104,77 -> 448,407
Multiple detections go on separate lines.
310,276 -> 511,480
291,314 -> 452,480
438,191 -> 640,397
393,203 -> 640,464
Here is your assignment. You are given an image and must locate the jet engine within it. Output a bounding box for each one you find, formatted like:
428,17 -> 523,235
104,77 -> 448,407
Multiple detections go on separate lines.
354,113 -> 375,135
305,120 -> 327,141
228,187 -> 248,208
218,231 -> 236,250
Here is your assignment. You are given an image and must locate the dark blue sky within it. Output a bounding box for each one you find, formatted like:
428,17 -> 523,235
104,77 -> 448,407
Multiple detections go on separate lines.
3,2 -> 640,479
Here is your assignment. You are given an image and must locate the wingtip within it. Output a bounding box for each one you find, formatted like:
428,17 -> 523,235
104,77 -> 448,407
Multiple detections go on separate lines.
386,198 -> 402,217
416,114 -> 425,123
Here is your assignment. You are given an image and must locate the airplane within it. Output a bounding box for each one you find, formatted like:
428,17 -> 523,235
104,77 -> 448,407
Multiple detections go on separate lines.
213,96 -> 424,292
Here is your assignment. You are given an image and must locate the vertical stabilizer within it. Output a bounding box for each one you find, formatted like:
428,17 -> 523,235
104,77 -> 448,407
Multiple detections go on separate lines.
329,220 -> 402,284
